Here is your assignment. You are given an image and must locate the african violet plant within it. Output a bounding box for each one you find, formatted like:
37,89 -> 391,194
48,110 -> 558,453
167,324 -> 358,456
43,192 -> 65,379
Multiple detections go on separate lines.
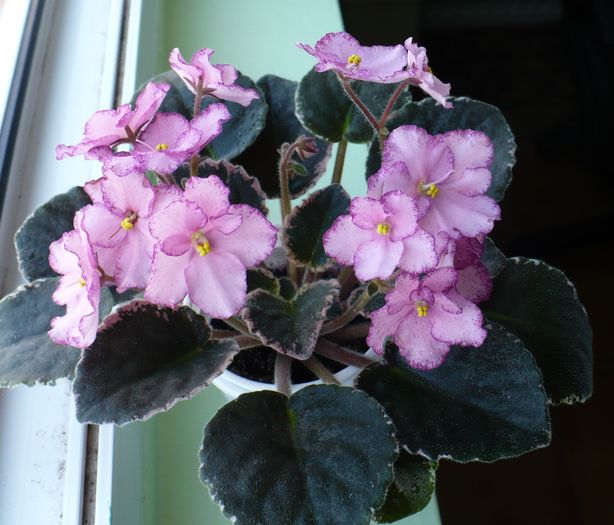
0,32 -> 593,524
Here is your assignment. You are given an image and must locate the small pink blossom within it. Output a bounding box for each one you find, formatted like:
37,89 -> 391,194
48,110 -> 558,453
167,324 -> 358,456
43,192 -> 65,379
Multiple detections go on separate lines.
403,38 -> 452,108
367,268 -> 486,369
132,104 -> 231,174
48,211 -> 102,349
145,176 -> 277,318
169,48 -> 259,106
297,32 -> 408,83
368,125 -> 500,251
323,191 -> 437,280
56,82 -> 169,161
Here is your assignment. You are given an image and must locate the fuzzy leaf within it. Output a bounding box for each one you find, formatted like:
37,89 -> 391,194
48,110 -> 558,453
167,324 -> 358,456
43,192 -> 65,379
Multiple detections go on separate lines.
235,74 -> 331,198
481,237 -> 506,277
14,187 -> 91,282
366,97 -> 516,201
200,385 -> 397,525
242,280 -> 339,360
73,301 -> 238,424
285,184 -> 350,271
296,69 -> 410,143
137,70 -> 267,160
483,257 -> 593,404
356,322 -> 551,462
373,451 -> 437,523
0,278 -> 81,386
246,268 -> 280,295
173,159 -> 268,214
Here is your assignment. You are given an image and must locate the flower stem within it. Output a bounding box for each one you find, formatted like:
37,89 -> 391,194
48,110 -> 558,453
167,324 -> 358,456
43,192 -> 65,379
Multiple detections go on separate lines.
189,88 -> 204,177
315,339 -> 376,369
303,356 -> 340,385
325,322 -> 370,342
378,80 -> 410,128
320,285 -> 372,335
337,267 -> 357,300
337,73 -> 380,135
274,354 -> 293,397
331,139 -> 348,185
278,142 -> 300,284
210,328 -> 238,339
235,335 -> 262,350
224,316 -> 252,336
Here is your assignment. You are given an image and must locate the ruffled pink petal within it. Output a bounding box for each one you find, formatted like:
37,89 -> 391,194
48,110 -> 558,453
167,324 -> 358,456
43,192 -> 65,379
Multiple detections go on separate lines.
367,161 -> 416,199
100,152 -> 146,177
189,103 -> 231,149
150,184 -> 183,215
217,63 -> 238,84
395,315 -> 450,369
367,302 -> 410,353
150,201 -> 206,256
207,213 -> 243,235
323,215 -> 374,266
421,267 -> 457,292
418,74 -> 452,109
49,280 -> 99,349
145,249 -> 191,307
84,177 -> 104,204
183,175 -> 230,218
207,205 -> 277,268
135,147 -> 191,175
100,171 -> 155,217
457,262 -> 492,303
210,83 -> 259,107
169,48 -> 202,94
127,82 -> 170,131
81,204 -> 125,248
381,190 -> 419,240
430,290 -> 486,347
191,48 -> 223,85
354,236 -> 403,281
137,112 -> 190,151
185,251 -> 246,318
349,197 -> 388,229
385,273 -> 420,315
49,231 -> 80,276
113,223 -> 155,291
397,229 -> 438,275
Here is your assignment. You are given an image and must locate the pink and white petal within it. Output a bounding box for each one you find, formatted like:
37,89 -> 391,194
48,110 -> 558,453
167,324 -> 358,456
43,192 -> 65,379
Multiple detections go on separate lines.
418,75 -> 452,109
93,245 -> 117,278
101,152 -> 146,178
217,63 -> 239,84
421,266 -> 458,293
137,113 -> 190,151
313,32 -> 361,61
191,48 -> 223,85
355,43 -> 408,81
174,127 -> 203,154
442,129 -> 494,172
452,236 -> 483,269
385,273 -> 420,315
366,303 -> 409,354
322,215 -> 373,266
136,149 -> 187,175
367,161 -> 416,199
189,103 -> 231,145
207,205 -> 277,267
444,166 -> 492,197
381,190 -> 419,239
81,204 -> 125,248
185,252 -> 247,319
169,48 -> 201,93
349,197 -> 388,229
183,175 -> 230,218
457,262 -> 493,303
207,212 -> 243,235
210,83 -> 259,107
397,229 -> 438,275
430,291 -> 486,347
149,200 -> 206,255
49,232 -> 80,276
354,237 -> 403,281
145,249 -> 190,307
84,177 -> 104,204
395,316 -> 450,369
128,82 -> 170,130
101,171 -> 155,217
150,184 -> 183,216
114,228 -> 155,291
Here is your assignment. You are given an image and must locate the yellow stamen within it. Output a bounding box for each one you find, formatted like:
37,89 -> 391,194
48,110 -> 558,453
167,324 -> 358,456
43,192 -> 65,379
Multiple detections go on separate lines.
418,182 -> 440,198
155,143 -> 169,151
426,66 -> 433,74
78,278 -> 86,288
120,217 -> 135,230
347,54 -> 362,67
376,223 -> 391,235
416,303 -> 429,317
195,240 -> 211,256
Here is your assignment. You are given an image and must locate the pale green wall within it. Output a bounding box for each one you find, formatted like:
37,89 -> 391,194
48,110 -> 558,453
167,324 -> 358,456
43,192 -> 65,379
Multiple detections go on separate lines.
112,2 -> 441,524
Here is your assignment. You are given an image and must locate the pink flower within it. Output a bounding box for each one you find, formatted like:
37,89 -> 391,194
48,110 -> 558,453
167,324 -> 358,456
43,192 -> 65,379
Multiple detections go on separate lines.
48,211 -> 102,349
403,38 -> 452,108
297,32 -> 408,83
132,104 -> 231,174
368,125 -> 500,251
56,82 -> 169,161
145,176 -> 277,318
367,268 -> 486,369
169,48 -> 259,106
323,191 -> 437,280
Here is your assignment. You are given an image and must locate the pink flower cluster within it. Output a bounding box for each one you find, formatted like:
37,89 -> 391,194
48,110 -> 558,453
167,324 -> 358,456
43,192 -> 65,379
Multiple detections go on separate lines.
50,49 -> 275,349
298,32 -> 451,107
324,124 -> 500,369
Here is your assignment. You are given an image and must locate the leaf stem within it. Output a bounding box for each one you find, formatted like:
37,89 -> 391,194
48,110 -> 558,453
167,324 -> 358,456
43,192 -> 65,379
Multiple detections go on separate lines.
274,354 -> 293,397
320,285 -> 372,335
224,316 -> 252,336
331,139 -> 348,185
315,339 -> 376,369
325,322 -> 370,342
189,87 -> 204,177
278,141 -> 301,284
303,356 -> 341,385
210,328 -> 238,339
337,267 -> 357,300
235,335 -> 262,350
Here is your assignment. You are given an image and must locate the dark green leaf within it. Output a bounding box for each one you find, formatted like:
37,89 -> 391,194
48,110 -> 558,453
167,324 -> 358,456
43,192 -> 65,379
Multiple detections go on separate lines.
483,257 -> 593,404
288,161 -> 309,177
365,97 -> 516,201
356,322 -> 551,462
242,280 -> 339,359
246,268 -> 279,295
15,187 -> 91,282
481,237 -> 505,277
73,301 -> 238,424
173,159 -> 268,214
373,451 -> 437,523
296,69 -> 410,143
235,75 -> 331,198
278,277 -> 296,300
136,70 -> 267,160
0,278 -> 81,386
284,184 -> 350,271
200,385 -> 397,525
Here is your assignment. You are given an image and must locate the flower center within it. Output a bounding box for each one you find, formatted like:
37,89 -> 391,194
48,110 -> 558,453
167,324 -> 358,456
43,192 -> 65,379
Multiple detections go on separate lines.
347,54 -> 362,68
192,231 -> 211,256
120,213 -> 137,230
155,143 -> 170,151
418,182 -> 440,198
376,223 -> 391,235
416,301 -> 429,317
78,278 -> 86,288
